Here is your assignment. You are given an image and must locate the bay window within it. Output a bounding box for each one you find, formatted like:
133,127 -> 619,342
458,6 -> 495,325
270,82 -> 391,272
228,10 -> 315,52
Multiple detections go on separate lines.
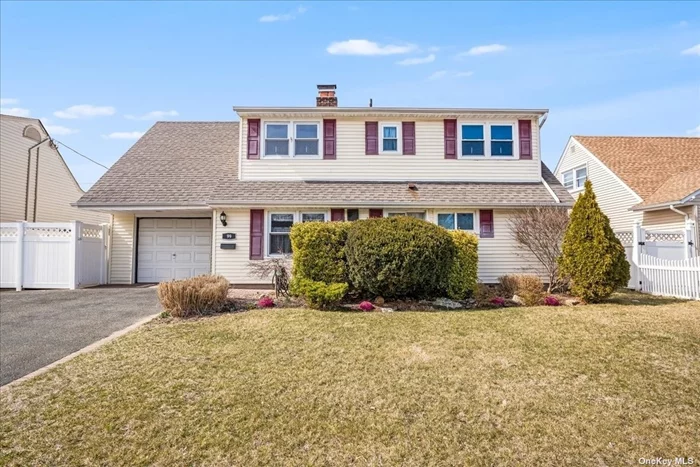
263,121 -> 320,158
437,212 -> 475,231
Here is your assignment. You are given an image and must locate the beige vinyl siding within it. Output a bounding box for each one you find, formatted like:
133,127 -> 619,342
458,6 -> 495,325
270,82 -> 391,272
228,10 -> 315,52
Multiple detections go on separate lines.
109,213 -> 135,284
0,116 -> 108,224
556,138 -> 642,232
212,207 -> 546,285
642,206 -> 694,231
240,117 -> 541,182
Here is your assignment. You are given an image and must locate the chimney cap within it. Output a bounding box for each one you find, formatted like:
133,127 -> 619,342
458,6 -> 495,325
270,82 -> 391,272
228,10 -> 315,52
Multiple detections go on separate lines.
317,84 -> 337,90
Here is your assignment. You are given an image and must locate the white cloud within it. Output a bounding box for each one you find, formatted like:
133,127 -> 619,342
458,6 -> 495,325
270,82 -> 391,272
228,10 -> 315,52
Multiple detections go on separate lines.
455,71 -> 474,77
54,104 -> 116,119
457,44 -> 508,57
260,5 -> 307,22
1,107 -> 31,117
676,20 -> 689,28
427,46 -> 440,53
686,124 -> 700,135
44,125 -> 80,136
102,131 -> 145,140
327,39 -> 417,56
125,110 -> 179,121
396,54 -> 436,66
681,44 -> 700,56
0,98 -> 19,105
428,70 -> 448,81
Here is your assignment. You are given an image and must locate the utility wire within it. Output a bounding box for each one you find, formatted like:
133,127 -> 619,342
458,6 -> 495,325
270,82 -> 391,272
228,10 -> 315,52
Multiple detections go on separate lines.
53,139 -> 110,170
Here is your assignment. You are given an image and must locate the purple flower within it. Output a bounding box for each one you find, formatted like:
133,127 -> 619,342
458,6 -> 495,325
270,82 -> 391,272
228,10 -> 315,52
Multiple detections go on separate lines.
359,301 -> 375,311
544,296 -> 560,306
257,297 -> 275,308
490,297 -> 505,306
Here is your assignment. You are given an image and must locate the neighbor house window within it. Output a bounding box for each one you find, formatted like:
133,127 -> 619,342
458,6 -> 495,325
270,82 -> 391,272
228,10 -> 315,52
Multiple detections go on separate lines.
301,212 -> 326,222
269,213 -> 294,255
437,212 -> 475,231
561,165 -> 587,191
490,125 -> 513,156
461,125 -> 485,156
381,124 -> 400,153
264,121 -> 321,158
347,209 -> 359,221
387,211 -> 426,220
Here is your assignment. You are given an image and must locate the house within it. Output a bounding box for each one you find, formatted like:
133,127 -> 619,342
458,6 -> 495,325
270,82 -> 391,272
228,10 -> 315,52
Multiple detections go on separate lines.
554,136 -> 699,249
0,114 -> 108,224
76,85 -> 572,286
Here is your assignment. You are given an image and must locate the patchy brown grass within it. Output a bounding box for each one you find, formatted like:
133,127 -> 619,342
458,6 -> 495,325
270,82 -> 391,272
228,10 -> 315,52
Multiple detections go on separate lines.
1,291 -> 699,466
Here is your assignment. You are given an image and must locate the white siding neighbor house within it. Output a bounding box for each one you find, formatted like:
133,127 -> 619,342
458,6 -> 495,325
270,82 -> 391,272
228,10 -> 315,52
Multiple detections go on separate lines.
554,136 -> 699,250
76,85 -> 572,285
0,114 -> 108,224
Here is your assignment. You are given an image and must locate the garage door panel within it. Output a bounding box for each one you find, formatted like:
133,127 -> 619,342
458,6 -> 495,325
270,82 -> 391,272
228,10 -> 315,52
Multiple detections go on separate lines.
137,218 -> 212,283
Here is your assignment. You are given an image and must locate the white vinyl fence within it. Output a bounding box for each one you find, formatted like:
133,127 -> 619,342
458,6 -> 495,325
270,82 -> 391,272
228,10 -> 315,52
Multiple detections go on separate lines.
0,221 -> 108,290
623,220 -> 700,300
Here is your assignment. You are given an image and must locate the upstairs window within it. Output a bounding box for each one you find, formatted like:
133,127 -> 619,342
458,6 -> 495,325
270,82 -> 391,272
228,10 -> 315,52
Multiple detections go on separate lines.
461,125 -> 485,156
381,124 -> 400,153
437,212 -> 475,231
264,122 -> 320,158
491,125 -> 513,156
561,165 -> 587,191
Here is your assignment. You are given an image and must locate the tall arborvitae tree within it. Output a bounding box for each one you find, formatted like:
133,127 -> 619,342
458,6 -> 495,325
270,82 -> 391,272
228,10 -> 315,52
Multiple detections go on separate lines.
559,180 -> 630,302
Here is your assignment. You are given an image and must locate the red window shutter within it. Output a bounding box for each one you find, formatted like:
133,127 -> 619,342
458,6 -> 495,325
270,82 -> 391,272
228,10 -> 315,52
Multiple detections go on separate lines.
250,209 -> 264,259
330,209 -> 345,221
323,119 -> 336,159
402,122 -> 416,155
365,122 -> 379,155
518,120 -> 532,160
444,119 -> 457,159
369,209 -> 383,218
479,210 -> 494,238
247,119 -> 260,159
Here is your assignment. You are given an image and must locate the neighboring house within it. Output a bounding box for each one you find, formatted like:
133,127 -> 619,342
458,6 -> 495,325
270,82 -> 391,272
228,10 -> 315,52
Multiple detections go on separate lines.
76,85 -> 572,285
0,114 -> 108,224
554,136 -> 699,248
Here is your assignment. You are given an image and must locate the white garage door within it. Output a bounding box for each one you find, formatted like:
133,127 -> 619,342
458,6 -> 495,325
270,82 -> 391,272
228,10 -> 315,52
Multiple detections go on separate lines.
137,218 -> 212,283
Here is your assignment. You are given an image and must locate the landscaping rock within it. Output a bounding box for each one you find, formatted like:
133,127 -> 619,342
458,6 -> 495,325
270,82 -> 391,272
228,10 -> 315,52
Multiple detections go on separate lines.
511,295 -> 524,305
374,296 -> 385,306
565,298 -> 581,306
378,307 -> 394,312
433,298 -> 463,310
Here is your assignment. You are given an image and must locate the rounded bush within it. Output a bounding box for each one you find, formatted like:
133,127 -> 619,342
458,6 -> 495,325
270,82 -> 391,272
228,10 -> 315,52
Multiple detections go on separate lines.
290,221 -> 351,284
447,231 -> 479,300
291,278 -> 348,310
345,216 -> 456,299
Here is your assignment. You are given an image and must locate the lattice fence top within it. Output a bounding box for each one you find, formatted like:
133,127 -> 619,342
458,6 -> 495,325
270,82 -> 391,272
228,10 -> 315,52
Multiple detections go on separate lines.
615,231 -> 633,245
645,231 -> 684,243
81,226 -> 103,239
25,226 -> 72,238
0,226 -> 18,237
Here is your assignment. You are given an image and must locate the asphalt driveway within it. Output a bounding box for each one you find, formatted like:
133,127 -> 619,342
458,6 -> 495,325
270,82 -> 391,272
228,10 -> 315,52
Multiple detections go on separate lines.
0,287 -> 160,386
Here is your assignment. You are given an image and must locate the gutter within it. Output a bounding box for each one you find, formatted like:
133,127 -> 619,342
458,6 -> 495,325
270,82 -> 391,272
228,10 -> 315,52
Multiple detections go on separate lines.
205,200 -> 573,208
538,112 -> 549,128
24,137 -> 50,221
233,106 -> 549,116
669,204 -> 689,221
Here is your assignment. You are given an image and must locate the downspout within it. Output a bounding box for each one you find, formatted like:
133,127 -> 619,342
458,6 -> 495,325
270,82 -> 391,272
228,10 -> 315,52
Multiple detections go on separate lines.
24,137 -> 49,221
669,204 -> 688,221
32,146 -> 41,222
538,112 -> 549,128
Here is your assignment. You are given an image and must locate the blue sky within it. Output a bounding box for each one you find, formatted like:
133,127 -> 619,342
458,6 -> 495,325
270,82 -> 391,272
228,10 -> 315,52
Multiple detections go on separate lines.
1,1 -> 698,189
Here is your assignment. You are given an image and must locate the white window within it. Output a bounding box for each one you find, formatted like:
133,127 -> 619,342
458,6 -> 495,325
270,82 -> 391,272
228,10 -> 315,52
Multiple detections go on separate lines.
459,123 -> 517,158
437,212 -> 475,231
301,212 -> 326,223
263,121 -> 320,158
387,211 -> 426,220
561,165 -> 587,191
380,123 -> 401,154
268,213 -> 294,255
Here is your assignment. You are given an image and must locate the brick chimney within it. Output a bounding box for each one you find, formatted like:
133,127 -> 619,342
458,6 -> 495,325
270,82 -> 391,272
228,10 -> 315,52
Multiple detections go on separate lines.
316,84 -> 338,107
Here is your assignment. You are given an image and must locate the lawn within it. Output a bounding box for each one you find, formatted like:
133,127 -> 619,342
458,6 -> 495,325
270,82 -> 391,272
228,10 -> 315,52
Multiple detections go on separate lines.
1,292 -> 699,466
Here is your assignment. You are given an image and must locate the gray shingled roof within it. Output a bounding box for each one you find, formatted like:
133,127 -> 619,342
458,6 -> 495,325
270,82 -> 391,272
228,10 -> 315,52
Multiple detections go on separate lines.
78,121 -> 572,207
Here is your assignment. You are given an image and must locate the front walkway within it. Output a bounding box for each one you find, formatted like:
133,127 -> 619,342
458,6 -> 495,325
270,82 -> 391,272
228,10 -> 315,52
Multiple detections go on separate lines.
0,286 -> 159,385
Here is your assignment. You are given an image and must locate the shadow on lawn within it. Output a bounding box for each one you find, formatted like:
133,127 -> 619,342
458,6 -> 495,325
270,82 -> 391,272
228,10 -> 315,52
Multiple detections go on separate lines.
603,289 -> 690,307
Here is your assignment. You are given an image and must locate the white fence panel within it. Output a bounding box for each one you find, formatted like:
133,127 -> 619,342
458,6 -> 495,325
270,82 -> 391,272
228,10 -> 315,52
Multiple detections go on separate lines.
638,254 -> 700,300
0,221 -> 108,290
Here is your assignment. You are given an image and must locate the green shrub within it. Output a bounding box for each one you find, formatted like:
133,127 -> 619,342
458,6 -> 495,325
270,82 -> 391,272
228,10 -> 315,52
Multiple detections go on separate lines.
291,278 -> 348,309
157,275 -> 230,318
345,216 -> 455,299
514,274 -> 545,306
290,221 -> 351,284
447,231 -> 479,300
559,180 -> 630,302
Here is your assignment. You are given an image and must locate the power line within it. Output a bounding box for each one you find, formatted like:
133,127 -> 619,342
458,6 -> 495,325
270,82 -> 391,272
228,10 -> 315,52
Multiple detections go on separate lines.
53,139 -> 110,170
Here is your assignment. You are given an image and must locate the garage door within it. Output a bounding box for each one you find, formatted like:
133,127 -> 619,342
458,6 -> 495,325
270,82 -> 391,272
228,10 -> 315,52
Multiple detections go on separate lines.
136,218 -> 212,283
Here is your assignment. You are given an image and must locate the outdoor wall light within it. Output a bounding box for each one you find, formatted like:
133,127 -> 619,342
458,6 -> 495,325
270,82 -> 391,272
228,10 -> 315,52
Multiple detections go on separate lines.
219,211 -> 227,226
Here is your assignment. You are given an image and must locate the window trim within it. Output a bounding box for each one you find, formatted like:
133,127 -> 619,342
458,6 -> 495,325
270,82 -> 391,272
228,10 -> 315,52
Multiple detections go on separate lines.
561,164 -> 588,192
267,211 -> 295,256
379,122 -> 402,155
436,211 -> 476,231
457,121 -> 519,159
262,120 -> 323,159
